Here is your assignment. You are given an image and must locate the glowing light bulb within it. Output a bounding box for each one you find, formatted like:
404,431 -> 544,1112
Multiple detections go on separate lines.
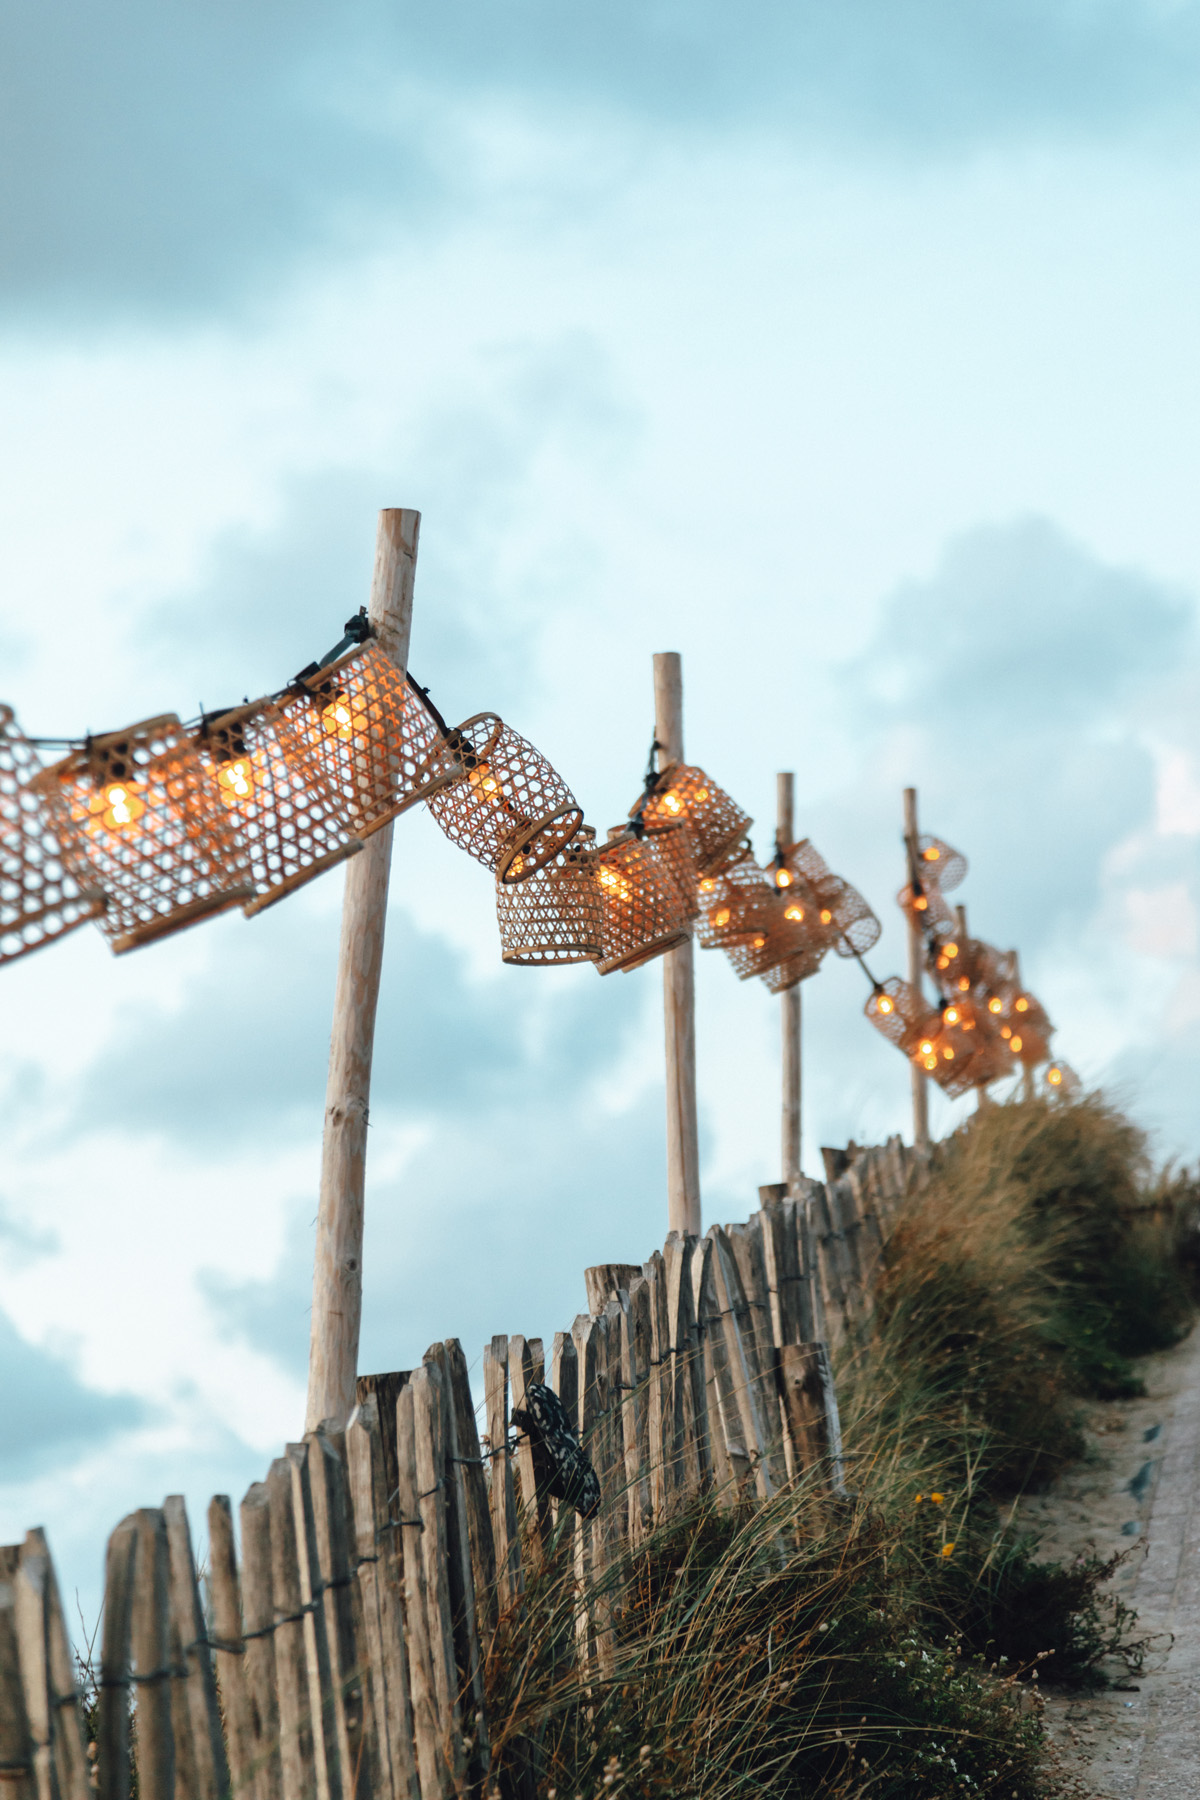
784,904 -> 804,922
695,786 -> 710,802
943,1046 -> 955,1060
661,792 -> 683,815
1010,1034 -> 1023,1053
914,896 -> 928,912
919,1041 -> 934,1057
945,1007 -> 959,1024
1001,1026 -> 1011,1039
321,695 -> 368,742
923,846 -> 941,861
1048,1066 -> 1063,1087
877,995 -> 894,1014
936,955 -> 949,970
923,1054 -> 938,1071
468,762 -> 501,799
713,907 -> 731,929
598,864 -> 632,905
958,976 -> 970,991
945,942 -> 958,958
1015,996 -> 1029,1013
753,934 -> 766,948
216,758 -> 255,807
699,878 -> 716,893
820,908 -> 832,924
88,782 -> 146,833
776,869 -> 791,888
988,998 -> 1002,1014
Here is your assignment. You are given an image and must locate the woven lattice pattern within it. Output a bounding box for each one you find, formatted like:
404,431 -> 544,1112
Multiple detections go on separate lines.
761,941 -> 826,994
864,976 -> 943,1057
34,715 -> 253,954
645,820 -> 700,920
914,833 -> 967,893
725,890 -> 822,982
596,827 -> 693,975
781,839 -> 881,958
195,701 -> 361,917
426,712 -> 583,884
897,878 -> 957,942
496,827 -> 603,966
932,932 -> 1008,998
0,706 -> 105,965
638,763 -> 750,877
921,998 -> 1009,1096
279,641 -> 460,843
695,848 -> 775,949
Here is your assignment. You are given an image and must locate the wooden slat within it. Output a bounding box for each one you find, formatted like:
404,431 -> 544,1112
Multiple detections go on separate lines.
353,1374 -> 411,1515
305,1433 -> 375,1800
0,1545 -> 36,1800
583,1264 -> 642,1319
265,1457 -> 319,1800
690,1236 -> 741,1503
345,1399 -> 410,1800
641,1255 -> 673,1524
164,1497 -> 229,1800
548,1333 -> 578,1548
11,1540 -> 51,1800
508,1336 -> 546,1566
621,1280 -> 654,1545
441,1342 -> 497,1642
19,1531 -> 88,1800
237,1485 -> 285,1800
130,1510 -> 174,1800
808,1184 -> 847,1354
422,1343 -> 489,1795
206,1499 -> 255,1800
570,1314 -> 598,1667
286,1443 -> 342,1800
663,1234 -> 702,1502
586,1313 -> 616,1674
708,1230 -> 776,1500
97,1517 -> 138,1800
777,1343 -> 831,1475
411,1362 -> 467,1794
482,1338 -> 523,1613
726,1220 -> 788,1492
394,1382 -> 454,1800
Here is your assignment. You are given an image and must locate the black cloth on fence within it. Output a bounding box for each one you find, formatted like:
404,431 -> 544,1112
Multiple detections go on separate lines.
510,1381 -> 601,1519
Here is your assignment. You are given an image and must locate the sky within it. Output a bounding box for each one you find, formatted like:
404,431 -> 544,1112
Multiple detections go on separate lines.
5,0 -> 1200,1621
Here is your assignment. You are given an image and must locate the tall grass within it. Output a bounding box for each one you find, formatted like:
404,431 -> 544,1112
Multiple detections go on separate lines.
485,1092 -> 1190,1799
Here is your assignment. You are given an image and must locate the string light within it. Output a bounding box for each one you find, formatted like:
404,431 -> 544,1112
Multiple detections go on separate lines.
215,759 -> 255,806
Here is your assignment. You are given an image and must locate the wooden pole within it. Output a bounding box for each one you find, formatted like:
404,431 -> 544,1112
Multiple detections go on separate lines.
654,652 -> 701,1237
902,787 -> 931,1153
306,509 -> 420,1433
778,773 -> 802,1189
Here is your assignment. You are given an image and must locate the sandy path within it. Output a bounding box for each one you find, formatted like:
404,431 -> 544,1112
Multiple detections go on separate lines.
1015,1322 -> 1200,1798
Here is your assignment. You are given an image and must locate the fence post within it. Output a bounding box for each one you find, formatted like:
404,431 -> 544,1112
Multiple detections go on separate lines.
306,508 -> 421,1433
654,652 -> 702,1237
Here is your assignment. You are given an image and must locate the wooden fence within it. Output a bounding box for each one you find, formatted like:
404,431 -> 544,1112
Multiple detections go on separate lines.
0,1137 -> 916,1800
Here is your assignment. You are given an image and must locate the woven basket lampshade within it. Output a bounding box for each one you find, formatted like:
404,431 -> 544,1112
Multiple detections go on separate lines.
933,932 -> 1008,999
33,715 -> 253,953
913,834 -> 967,893
426,712 -> 583,884
595,826 -> 692,975
864,976 -> 943,1058
725,889 -> 821,982
898,877 -> 958,943
778,840 -> 881,958
278,640 -> 460,843
695,847 -> 774,949
496,827 -> 603,966
645,819 -> 700,920
761,940 -> 826,994
637,764 -> 750,878
923,997 -> 1010,1097
194,700 -> 362,917
0,706 -> 105,965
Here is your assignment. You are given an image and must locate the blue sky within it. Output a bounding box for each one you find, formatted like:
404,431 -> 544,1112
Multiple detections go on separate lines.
4,0 -> 1200,1619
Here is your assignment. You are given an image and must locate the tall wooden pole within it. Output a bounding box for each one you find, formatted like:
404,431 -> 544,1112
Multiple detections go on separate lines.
305,509 -> 420,1433
903,786 -> 931,1153
778,772 -> 802,1189
654,652 -> 702,1237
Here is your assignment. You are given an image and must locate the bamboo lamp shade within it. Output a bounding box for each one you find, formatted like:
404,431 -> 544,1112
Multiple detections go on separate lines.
725,890 -> 822,982
864,976 -> 943,1058
0,706 -> 105,965
595,826 -> 692,975
645,819 -> 700,920
898,877 -> 958,943
496,826 -> 604,966
761,940 -> 826,994
933,932 -> 1007,998
913,833 -> 967,893
33,715 -> 253,953
778,839 -> 881,958
426,712 -> 583,884
278,640 -> 460,842
695,847 -> 774,949
922,997 -> 1009,1096
637,764 -> 750,877
194,701 -> 362,917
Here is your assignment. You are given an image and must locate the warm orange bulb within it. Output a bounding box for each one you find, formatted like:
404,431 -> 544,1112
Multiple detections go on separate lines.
945,942 -> 958,958
598,864 -> 632,905
988,997 -> 1002,1014
776,869 -> 791,888
322,696 -> 367,742
877,995 -> 894,1015
468,762 -> 501,799
820,908 -> 832,924
923,846 -> 940,861
1048,1066 -> 1063,1086
914,896 -> 927,912
1010,1035 -> 1023,1054
923,1054 -> 938,1071
694,786 -> 710,802
919,1040 -> 934,1057
1015,996 -> 1029,1013
753,934 -> 766,948
713,907 -> 731,929
216,758 -> 255,806
945,1007 -> 959,1024
943,1046 -> 954,1060
936,955 -> 949,970
784,904 -> 804,922
88,781 -> 146,833
662,792 -> 683,815
958,976 -> 970,991
699,878 -> 715,893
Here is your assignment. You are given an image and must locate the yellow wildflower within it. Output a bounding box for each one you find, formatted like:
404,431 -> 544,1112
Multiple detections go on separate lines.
914,1493 -> 925,1503
930,1492 -> 945,1504
940,1542 -> 955,1558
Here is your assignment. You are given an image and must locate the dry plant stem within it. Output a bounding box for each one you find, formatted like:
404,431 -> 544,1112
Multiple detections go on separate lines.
903,786 -> 930,1153
654,651 -> 701,1236
306,508 -> 420,1433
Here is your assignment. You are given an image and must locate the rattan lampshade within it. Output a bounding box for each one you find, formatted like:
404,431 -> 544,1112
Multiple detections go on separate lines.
913,834 -> 967,893
921,998 -> 1010,1097
0,706 -> 105,965
695,847 -> 774,949
637,764 -> 750,877
897,878 -> 957,943
761,941 -> 826,994
645,819 -> 700,920
932,932 -> 1008,999
279,640 -> 460,842
725,890 -> 821,982
595,826 -> 692,975
864,976 -> 943,1058
195,700 -> 361,917
33,715 -> 253,953
777,839 -> 881,958
496,826 -> 604,966
426,712 -> 583,884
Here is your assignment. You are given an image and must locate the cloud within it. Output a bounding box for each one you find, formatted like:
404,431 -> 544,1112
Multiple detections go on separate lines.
6,3 -> 1200,319
0,1308 -> 147,1481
